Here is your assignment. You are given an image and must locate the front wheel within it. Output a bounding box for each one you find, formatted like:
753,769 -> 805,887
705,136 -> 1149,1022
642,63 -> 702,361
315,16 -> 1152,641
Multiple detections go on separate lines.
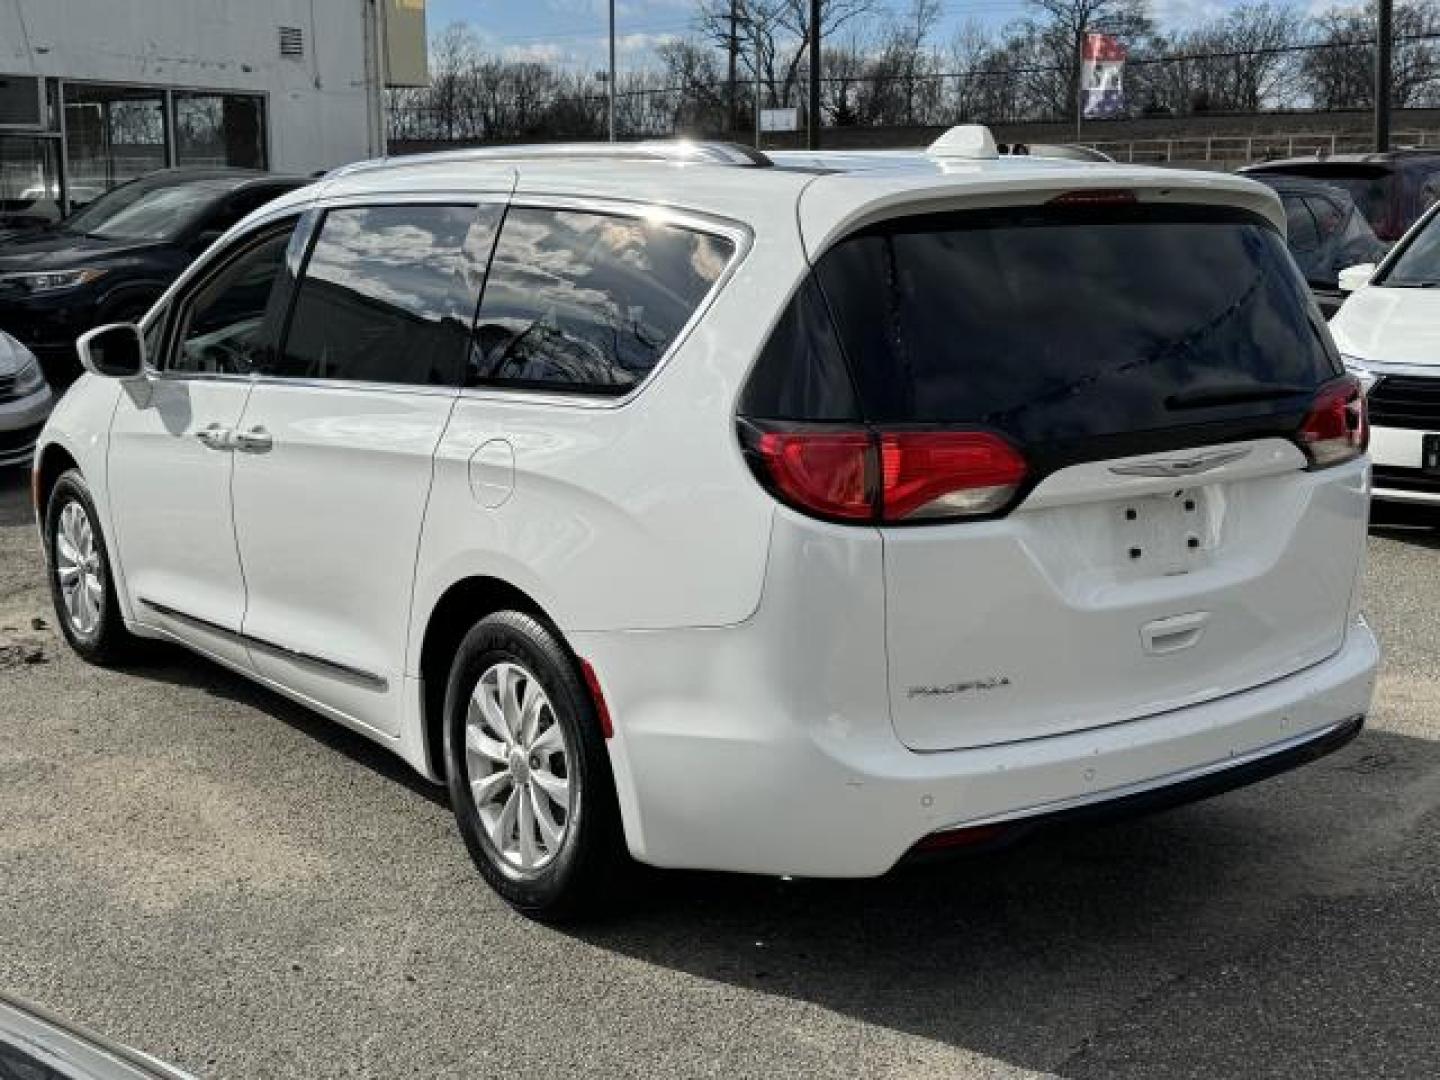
44,469 -> 138,664
443,611 -> 628,922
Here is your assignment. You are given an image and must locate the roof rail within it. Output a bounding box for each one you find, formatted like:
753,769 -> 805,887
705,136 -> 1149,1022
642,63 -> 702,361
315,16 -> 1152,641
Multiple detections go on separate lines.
327,140 -> 772,179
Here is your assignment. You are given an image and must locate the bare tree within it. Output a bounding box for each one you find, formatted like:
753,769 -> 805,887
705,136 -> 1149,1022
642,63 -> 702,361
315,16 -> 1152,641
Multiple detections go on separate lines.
1304,0 -> 1440,109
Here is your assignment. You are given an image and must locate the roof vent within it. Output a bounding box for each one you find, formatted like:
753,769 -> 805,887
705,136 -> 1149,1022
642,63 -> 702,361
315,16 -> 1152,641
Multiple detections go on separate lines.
927,125 -> 999,161
279,26 -> 305,59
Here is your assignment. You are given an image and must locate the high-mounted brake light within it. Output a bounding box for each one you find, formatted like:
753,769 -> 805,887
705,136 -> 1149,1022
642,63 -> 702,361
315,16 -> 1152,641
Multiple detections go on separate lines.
1048,189 -> 1138,206
743,424 -> 1028,524
1296,376 -> 1367,469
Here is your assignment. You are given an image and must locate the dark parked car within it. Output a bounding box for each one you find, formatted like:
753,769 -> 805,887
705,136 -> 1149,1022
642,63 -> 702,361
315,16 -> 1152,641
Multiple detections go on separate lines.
1242,149 -> 1440,242
0,992 -> 195,1079
1246,174 -> 1391,316
0,168 -> 306,386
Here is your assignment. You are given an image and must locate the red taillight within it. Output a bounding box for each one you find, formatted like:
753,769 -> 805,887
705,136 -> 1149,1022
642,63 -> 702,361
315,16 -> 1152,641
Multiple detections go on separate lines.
880,431 -> 1028,520
745,425 -> 1028,524
754,429 -> 874,520
1297,376 -> 1367,469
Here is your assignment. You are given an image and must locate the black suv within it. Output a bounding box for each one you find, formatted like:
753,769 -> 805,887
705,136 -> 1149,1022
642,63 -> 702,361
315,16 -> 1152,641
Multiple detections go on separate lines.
0,168 -> 306,387
1245,174 -> 1390,316
1242,149 -> 1440,243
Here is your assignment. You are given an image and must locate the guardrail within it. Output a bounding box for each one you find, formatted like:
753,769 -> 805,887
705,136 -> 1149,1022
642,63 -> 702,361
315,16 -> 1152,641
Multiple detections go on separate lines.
1084,130 -> 1440,166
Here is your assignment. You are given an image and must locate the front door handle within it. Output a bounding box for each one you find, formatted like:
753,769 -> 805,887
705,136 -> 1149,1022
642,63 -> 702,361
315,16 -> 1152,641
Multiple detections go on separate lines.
195,423 -> 233,451
232,426 -> 273,454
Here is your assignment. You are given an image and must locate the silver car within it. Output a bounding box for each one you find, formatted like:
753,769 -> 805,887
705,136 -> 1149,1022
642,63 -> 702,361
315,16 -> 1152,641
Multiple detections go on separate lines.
0,328 -> 53,467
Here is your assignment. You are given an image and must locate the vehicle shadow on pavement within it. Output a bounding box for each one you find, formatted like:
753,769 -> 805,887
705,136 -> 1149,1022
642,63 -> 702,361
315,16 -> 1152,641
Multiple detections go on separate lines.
567,726 -> 1440,1079
115,647 -> 450,810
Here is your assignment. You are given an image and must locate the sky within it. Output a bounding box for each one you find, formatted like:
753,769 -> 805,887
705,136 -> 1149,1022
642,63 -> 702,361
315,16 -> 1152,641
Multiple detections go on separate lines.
422,0 -> 1302,71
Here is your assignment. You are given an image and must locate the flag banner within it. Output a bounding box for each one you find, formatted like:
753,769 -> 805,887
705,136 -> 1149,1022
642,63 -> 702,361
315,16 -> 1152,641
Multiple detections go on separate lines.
1081,33 -> 1126,119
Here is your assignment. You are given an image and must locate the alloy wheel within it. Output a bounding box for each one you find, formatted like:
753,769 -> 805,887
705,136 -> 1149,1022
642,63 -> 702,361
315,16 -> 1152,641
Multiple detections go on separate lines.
55,501 -> 103,637
465,661 -> 573,873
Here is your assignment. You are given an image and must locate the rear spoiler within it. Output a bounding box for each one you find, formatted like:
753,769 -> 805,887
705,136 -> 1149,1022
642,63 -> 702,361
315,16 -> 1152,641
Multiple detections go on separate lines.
797,169 -> 1285,260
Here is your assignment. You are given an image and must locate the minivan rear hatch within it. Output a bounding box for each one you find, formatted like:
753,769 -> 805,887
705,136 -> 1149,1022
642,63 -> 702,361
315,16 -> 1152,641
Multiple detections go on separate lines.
753,192 -> 1367,753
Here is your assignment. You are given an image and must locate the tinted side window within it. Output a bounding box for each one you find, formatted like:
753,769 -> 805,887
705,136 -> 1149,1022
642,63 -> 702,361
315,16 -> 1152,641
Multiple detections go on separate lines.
469,208 -> 735,395
273,204 -> 484,387
738,277 -> 859,421
1284,197 -> 1320,253
1304,196 -> 1344,243
171,222 -> 297,375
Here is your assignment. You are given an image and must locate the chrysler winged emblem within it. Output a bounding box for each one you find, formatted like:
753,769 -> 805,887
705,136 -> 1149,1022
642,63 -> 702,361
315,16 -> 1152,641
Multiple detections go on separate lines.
1108,447 -> 1250,478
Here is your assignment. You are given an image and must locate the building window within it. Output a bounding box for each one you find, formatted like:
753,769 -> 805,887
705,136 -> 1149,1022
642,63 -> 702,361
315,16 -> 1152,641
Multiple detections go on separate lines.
0,134 -> 62,232
174,92 -> 266,170
63,84 -> 168,204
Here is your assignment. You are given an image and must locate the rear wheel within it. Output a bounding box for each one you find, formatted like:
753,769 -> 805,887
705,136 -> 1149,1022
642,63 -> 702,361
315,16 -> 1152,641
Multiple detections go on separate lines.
443,610 -> 627,921
44,469 -> 138,664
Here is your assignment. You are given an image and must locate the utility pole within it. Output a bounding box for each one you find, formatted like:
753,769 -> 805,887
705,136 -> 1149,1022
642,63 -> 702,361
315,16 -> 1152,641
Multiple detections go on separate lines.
608,0 -> 617,142
1376,0 -> 1393,152
808,0 -> 821,149
1074,29 -> 1084,144
753,14 -> 763,150
728,1 -> 739,138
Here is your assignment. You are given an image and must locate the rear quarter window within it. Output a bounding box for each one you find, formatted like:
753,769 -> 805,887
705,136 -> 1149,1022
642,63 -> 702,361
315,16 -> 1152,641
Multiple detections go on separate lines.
468,207 -> 735,396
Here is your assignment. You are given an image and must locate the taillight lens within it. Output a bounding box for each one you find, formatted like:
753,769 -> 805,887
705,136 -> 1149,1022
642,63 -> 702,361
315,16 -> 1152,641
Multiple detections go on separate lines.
754,429 -> 874,520
742,423 -> 1028,524
880,431 -> 1028,519
1296,376 -> 1368,469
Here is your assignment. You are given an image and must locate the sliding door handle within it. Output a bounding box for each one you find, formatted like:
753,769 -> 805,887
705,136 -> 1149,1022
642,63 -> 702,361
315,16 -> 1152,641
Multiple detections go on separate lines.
194,423 -> 233,451
233,426 -> 273,454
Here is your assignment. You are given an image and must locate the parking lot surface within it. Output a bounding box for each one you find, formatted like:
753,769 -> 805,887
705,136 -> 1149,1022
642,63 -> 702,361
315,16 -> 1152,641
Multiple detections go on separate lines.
1,465 -> 1438,1079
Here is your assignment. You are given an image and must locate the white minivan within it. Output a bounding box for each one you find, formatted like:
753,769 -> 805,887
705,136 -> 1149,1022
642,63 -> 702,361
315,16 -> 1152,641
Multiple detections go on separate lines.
33,133 -> 1378,920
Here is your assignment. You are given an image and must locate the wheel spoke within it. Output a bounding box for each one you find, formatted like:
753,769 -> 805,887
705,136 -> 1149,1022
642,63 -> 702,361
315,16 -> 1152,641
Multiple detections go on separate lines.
531,767 -> 570,808
518,681 -> 544,746
529,783 -> 564,849
472,680 -> 511,747
517,786 -> 539,868
56,534 -> 80,567
499,666 -> 523,741
469,769 -> 510,806
57,564 -> 80,586
465,722 -> 508,764
530,721 -> 563,756
490,785 -> 521,851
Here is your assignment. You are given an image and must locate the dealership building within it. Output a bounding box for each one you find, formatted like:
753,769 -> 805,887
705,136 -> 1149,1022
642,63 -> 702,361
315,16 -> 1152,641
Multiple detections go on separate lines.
0,0 -> 426,227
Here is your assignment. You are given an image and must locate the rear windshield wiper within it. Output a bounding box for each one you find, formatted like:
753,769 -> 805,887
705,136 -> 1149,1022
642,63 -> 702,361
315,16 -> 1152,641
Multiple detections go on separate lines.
1165,383 -> 1313,410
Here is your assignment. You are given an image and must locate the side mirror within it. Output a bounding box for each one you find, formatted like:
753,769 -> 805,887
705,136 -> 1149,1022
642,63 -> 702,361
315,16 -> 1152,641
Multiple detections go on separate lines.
77,322 -> 145,379
1338,263 -> 1377,293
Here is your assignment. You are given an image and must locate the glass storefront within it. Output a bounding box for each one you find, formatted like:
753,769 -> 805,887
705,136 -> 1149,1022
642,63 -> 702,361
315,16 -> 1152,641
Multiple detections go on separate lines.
0,135 -> 62,233
0,76 -> 266,229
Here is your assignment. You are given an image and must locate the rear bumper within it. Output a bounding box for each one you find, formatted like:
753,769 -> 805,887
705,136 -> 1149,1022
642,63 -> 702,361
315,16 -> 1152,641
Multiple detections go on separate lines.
587,617 -> 1379,878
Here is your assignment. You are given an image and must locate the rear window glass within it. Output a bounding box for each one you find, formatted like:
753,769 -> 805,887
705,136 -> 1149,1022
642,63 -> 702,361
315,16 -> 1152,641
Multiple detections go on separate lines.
809,205 -> 1338,446
1255,167 -> 1399,238
469,208 -> 734,395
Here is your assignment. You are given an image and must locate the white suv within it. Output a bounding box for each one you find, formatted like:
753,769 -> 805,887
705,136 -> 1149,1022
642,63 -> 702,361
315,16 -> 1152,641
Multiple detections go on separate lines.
33,132 -> 1378,920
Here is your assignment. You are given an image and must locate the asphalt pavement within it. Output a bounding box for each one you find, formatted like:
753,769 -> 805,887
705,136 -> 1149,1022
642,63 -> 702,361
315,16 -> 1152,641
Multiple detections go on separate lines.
1,465 -> 1437,1079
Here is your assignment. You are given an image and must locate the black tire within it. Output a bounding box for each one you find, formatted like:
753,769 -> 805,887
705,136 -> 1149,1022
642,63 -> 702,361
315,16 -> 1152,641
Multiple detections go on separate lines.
442,610 -> 628,922
44,469 -> 138,665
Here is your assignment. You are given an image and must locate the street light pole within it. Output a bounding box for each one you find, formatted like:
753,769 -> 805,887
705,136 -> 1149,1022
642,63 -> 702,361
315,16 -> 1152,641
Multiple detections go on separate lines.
608,0 -> 617,142
1376,0 -> 1393,152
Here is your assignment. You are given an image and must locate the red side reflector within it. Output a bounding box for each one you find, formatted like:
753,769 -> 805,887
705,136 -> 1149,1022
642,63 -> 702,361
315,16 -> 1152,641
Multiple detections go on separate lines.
1048,189 -> 1138,206
755,429 -> 873,521
579,659 -> 614,739
1296,376 -> 1367,469
914,823 -> 1014,852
